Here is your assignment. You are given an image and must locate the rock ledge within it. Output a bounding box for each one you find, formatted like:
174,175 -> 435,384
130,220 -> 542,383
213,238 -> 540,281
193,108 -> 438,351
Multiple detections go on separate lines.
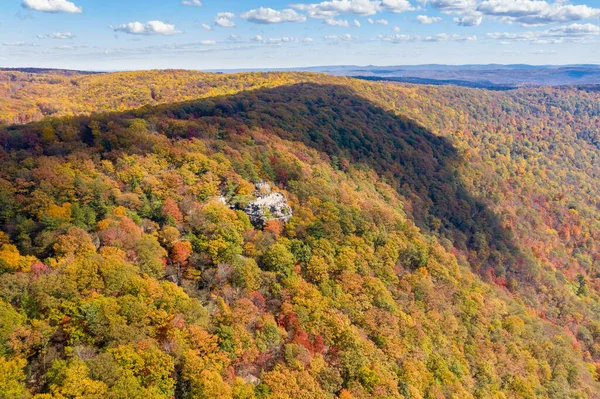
243,183 -> 292,227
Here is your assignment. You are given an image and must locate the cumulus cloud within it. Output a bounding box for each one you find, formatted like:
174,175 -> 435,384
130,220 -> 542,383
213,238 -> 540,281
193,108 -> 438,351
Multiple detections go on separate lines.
251,35 -> 313,43
381,0 -> 415,13
215,12 -> 236,27
291,0 -> 414,19
241,7 -> 307,23
381,32 -> 476,42
417,15 -> 443,23
476,0 -> 600,26
454,13 -> 482,26
418,0 -> 483,25
421,0 -> 600,27
181,0 -> 202,6
367,17 -> 388,24
325,18 -> 351,26
488,22 -> 600,43
293,0 -> 380,16
111,21 -> 182,36
393,25 -> 401,31
271,37 -> 306,43
38,32 -> 75,39
22,0 -> 82,13
422,0 -> 476,14
324,33 -> 358,41
200,23 -> 213,30
354,19 -> 362,26
550,22 -> 600,35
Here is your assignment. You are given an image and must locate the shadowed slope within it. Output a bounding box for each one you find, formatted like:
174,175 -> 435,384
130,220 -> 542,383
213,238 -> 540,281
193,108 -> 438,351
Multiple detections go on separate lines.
2,83 -> 524,276
151,83 -> 525,277
1,82 -> 600,397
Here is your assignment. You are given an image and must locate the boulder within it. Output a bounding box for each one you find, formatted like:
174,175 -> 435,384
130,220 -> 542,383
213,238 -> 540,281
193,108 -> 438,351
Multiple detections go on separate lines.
244,191 -> 292,227
244,374 -> 261,386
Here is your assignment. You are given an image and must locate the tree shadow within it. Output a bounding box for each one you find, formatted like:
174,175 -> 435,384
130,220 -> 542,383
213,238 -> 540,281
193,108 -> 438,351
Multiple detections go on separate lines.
151,82 -> 528,282
0,82 -> 529,284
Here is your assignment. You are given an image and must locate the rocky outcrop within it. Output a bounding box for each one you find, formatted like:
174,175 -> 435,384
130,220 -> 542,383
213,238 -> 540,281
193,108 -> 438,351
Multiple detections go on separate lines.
243,182 -> 292,227
244,192 -> 292,227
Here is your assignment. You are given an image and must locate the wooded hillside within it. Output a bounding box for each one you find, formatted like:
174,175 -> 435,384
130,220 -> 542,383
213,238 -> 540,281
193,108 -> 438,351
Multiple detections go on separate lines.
1,70 -> 600,398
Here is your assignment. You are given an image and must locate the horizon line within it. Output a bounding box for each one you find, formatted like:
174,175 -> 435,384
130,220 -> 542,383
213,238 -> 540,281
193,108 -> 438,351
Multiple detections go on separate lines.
2,63 -> 600,74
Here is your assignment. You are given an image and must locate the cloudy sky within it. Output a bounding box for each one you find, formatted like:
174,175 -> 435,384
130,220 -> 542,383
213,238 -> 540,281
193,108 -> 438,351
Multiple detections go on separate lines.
1,0 -> 600,70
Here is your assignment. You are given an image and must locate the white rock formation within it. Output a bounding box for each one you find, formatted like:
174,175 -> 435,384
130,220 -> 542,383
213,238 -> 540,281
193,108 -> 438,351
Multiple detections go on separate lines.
244,191 -> 292,227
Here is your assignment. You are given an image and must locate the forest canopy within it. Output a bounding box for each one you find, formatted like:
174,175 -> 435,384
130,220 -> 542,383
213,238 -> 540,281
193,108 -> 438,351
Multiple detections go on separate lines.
1,70 -> 600,398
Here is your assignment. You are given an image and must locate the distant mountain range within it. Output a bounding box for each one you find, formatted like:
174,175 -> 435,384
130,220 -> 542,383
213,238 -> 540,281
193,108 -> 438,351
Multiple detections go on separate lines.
4,64 -> 600,88
211,64 -> 600,89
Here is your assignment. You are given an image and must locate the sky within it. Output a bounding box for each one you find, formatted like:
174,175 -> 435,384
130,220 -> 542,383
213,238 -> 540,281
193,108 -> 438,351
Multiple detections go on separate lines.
1,0 -> 600,70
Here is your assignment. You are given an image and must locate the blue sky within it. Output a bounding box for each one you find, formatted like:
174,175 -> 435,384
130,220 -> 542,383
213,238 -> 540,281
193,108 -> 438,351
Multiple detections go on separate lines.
1,0 -> 600,70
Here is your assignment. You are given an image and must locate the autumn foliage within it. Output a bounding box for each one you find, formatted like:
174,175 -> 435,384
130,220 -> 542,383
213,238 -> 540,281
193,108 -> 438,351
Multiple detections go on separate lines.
0,70 -> 599,398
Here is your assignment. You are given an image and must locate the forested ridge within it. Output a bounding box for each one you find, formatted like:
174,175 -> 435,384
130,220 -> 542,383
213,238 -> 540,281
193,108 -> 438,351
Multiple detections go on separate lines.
1,70 -> 600,398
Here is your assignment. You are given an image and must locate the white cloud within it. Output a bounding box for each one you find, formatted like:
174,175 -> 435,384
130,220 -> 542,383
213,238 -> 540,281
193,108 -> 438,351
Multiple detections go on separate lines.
201,23 -> 213,30
53,44 -> 87,50
367,17 -> 389,24
324,33 -> 358,40
228,34 -> 241,41
293,0 -> 380,16
476,0 -> 600,26
303,9 -> 339,18
393,25 -> 401,31
111,21 -> 182,36
422,0 -> 476,14
22,0 -> 82,13
38,32 -> 75,39
487,23 -> 600,44
417,15 -> 443,23
453,13 -> 482,26
487,31 -> 541,40
2,41 -> 40,47
181,0 -> 202,6
381,32 -> 476,42
325,18 -> 351,26
421,0 -> 600,27
292,0 -> 414,18
266,37 -> 294,43
354,19 -> 361,26
200,40 -> 217,45
381,0 -> 414,13
241,7 -> 307,23
215,12 -> 236,27
250,35 -> 314,43
419,0 -> 482,26
550,23 -> 600,36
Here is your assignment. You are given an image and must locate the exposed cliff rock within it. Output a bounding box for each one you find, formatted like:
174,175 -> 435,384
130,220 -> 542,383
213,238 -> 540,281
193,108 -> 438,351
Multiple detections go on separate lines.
243,182 -> 292,227
244,192 -> 292,227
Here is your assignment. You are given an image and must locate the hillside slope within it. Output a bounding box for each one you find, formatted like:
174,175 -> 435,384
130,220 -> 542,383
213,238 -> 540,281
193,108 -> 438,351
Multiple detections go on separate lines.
0,70 -> 319,125
1,71 -> 600,398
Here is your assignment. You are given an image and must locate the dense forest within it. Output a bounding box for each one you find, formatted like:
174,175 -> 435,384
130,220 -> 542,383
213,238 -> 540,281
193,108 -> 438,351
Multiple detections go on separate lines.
2,69 -> 600,398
